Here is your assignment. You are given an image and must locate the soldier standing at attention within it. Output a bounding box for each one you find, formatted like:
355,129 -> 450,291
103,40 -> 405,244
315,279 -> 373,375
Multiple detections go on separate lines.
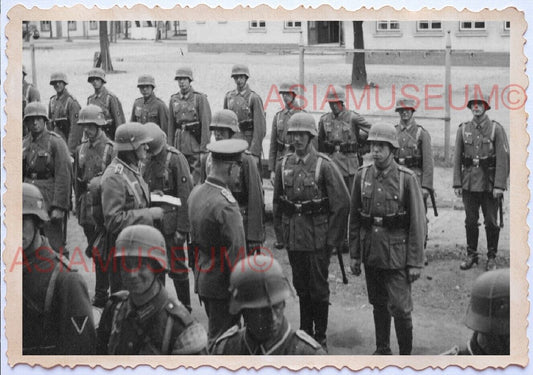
168,67 -> 212,185
211,255 -> 326,355
130,74 -> 169,128
22,64 -> 40,136
453,91 -> 509,271
23,183 -> 96,354
73,105 -> 114,308
203,110 -> 265,255
188,139 -> 247,343
143,123 -> 194,312
349,123 -> 426,355
96,225 -> 207,355
87,67 -> 125,140
23,102 -> 72,255
273,113 -> 350,351
48,72 -> 83,155
224,64 -> 266,168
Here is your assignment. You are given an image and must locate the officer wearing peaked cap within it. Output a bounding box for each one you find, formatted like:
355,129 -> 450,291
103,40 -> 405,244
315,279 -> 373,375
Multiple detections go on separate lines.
130,74 -> 169,128
188,139 -> 247,344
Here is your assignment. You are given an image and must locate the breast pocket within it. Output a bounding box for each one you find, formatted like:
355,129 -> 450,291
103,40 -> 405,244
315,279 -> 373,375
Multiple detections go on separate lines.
134,106 -> 142,119
388,234 -> 408,268
148,110 -> 159,122
385,191 -> 401,214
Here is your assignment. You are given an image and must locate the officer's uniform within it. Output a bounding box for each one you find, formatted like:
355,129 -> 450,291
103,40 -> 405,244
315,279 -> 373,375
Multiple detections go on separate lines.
130,93 -> 169,128
23,130 -> 72,253
318,109 -> 371,190
97,288 -> 207,354
22,81 -> 40,135
87,86 -> 125,139
453,114 -> 509,263
273,145 -> 350,346
23,236 -> 96,354
211,323 -> 326,355
49,89 -> 82,154
224,84 -> 266,161
168,89 -> 212,185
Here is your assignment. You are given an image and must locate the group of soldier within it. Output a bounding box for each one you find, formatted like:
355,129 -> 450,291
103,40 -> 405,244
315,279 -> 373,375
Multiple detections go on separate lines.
21,62 -> 510,356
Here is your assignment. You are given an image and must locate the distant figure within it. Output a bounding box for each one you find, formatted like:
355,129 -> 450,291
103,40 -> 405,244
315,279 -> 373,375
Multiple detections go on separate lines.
22,64 -> 40,136
130,74 -> 169,128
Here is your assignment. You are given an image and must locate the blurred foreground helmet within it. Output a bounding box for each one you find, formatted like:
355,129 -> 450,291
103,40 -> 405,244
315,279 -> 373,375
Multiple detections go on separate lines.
24,102 -> 49,121
287,112 -> 317,137
23,182 -> 49,222
115,225 -> 167,271
88,68 -> 107,83
77,105 -> 106,126
231,64 -> 250,79
114,122 -> 153,151
367,123 -> 399,149
144,122 -> 166,155
209,109 -> 240,133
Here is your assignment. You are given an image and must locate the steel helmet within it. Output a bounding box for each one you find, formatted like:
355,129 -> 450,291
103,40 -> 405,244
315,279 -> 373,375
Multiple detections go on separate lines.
114,225 -> 167,272
367,123 -> 399,148
209,109 -> 240,133
229,255 -> 295,314
279,82 -> 298,95
326,85 -> 346,103
49,72 -> 68,85
88,68 -> 107,83
137,74 -> 156,88
395,98 -> 417,112
23,182 -> 49,222
24,102 -> 49,121
22,65 -> 27,76
174,67 -> 193,81
465,268 -> 510,335
114,122 -> 153,151
77,105 -> 106,126
231,64 -> 250,79
287,112 -> 318,137
466,86 -> 491,110
144,122 -> 166,155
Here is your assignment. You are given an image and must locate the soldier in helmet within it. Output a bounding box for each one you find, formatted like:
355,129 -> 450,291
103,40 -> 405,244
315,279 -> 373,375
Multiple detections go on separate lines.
23,182 -> 96,354
168,66 -> 212,185
444,268 -> 509,355
130,74 -> 169,128
22,64 -> 40,136
23,102 -> 72,255
73,104 -> 114,307
48,72 -> 83,155
202,109 -> 265,255
211,255 -> 326,355
188,139 -> 247,343
100,122 -> 164,293
224,64 -> 266,168
349,122 -> 426,355
96,224 -> 208,354
87,67 -> 125,139
453,89 -> 509,271
143,123 -> 194,311
273,112 -> 350,351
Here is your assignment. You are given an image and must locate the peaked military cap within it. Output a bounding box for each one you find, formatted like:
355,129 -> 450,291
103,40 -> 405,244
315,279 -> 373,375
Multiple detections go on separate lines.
207,139 -> 248,162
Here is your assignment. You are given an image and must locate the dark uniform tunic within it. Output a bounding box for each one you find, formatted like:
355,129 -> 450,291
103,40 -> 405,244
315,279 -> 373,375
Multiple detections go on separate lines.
224,84 -> 266,159
96,287 -> 207,354
188,177 -> 246,342
211,323 -> 326,355
130,93 -> 169,128
48,88 -> 82,154
22,80 -> 40,136
23,130 -> 72,253
168,88 -> 212,185
87,86 -> 125,140
23,237 -> 96,354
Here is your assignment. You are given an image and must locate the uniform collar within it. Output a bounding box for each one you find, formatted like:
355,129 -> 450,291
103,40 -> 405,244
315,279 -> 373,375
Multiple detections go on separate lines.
129,283 -> 169,322
399,117 -> 416,131
236,84 -> 250,96
31,129 -> 48,142
295,145 -> 316,164
54,88 -> 69,100
116,157 -> 142,175
372,157 -> 396,178
143,93 -> 156,103
179,87 -> 193,100
89,129 -> 107,147
206,176 -> 228,189
243,320 -> 291,355
94,86 -> 108,98
472,113 -> 490,128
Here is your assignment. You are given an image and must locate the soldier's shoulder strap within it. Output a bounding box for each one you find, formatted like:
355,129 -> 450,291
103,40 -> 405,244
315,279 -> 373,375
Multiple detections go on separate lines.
398,165 -> 414,204
214,324 -> 240,344
167,145 -> 181,156
294,329 -> 322,350
315,152 -> 332,183
113,162 -> 124,174
101,142 -> 113,171
165,299 -> 193,326
48,131 -> 62,139
319,112 -> 330,121
110,290 -> 129,302
192,90 -> 207,97
490,120 -> 502,142
220,188 -> 236,204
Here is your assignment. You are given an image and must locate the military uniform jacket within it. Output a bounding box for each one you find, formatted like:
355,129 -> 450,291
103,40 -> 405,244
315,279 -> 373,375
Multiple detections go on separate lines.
143,145 -> 193,233
188,177 -> 246,299
130,93 -> 170,128
349,161 -> 426,269
168,88 -> 212,154
211,323 -> 326,355
23,80 -> 40,115
453,114 -> 509,192
23,236 -> 96,354
74,131 -> 114,226
268,106 -> 302,171
395,119 -> 434,191
23,130 -> 72,212
97,287 -> 207,354
224,84 -> 266,157
273,146 -> 350,252
87,86 -> 126,136
48,89 -> 82,154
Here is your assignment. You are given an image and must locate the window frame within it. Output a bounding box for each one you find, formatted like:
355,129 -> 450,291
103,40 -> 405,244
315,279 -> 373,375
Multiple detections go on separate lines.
89,21 -> 98,30
416,20 -> 442,31
459,21 -> 486,31
249,20 -> 266,30
40,21 -> 51,32
376,20 -> 400,32
67,21 -> 77,31
284,21 -> 302,29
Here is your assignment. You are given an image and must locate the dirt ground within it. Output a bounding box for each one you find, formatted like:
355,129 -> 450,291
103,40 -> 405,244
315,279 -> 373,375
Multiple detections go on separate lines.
26,38 -> 510,355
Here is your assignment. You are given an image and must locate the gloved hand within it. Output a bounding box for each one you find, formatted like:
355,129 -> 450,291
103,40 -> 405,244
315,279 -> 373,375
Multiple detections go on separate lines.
270,171 -> 276,187
350,258 -> 362,276
408,267 -> 421,283
454,188 -> 462,197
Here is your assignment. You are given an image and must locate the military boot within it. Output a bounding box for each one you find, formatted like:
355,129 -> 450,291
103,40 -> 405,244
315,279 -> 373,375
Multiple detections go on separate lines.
485,226 -> 500,271
394,316 -> 413,355
460,225 -> 479,270
173,279 -> 192,312
372,306 -> 392,355
299,296 -> 314,337
313,301 -> 329,352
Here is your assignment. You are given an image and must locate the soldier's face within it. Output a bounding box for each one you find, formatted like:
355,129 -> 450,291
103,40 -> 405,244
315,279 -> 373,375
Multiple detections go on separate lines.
329,101 -> 344,115
52,81 -> 65,94
213,128 -> 232,141
371,141 -> 393,166
27,116 -> 46,136
90,78 -> 104,90
138,85 -> 153,99
291,131 -> 311,154
469,101 -> 486,117
242,301 -> 285,343
22,215 -> 38,250
83,124 -> 99,141
282,92 -> 295,107
398,108 -> 414,122
233,75 -> 248,91
177,77 -> 191,92
120,257 -> 157,295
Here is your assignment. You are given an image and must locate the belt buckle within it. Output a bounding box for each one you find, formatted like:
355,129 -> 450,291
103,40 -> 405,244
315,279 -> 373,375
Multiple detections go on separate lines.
473,158 -> 480,167
31,173 -> 37,179
334,144 -> 341,152
373,217 -> 383,226
294,203 -> 302,214
398,158 -> 405,165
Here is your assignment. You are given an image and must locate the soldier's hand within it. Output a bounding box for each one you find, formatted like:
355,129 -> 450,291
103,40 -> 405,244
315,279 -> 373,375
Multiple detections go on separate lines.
50,208 -> 65,220
454,188 -> 463,197
422,188 -> 430,200
408,267 -> 421,283
174,231 -> 186,244
149,207 -> 164,221
493,188 -> 504,199
270,171 -> 276,186
350,259 -> 362,276
152,189 -> 164,197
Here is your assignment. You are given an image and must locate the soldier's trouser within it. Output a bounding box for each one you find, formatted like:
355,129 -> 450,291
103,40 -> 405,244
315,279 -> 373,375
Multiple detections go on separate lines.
83,225 -> 109,302
200,297 -> 240,343
165,235 -> 191,311
462,191 -> 499,258
43,216 -> 67,257
373,306 -> 392,354
184,153 -> 202,186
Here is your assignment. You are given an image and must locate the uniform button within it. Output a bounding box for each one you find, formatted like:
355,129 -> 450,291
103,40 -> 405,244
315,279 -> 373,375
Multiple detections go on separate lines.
377,188 -> 382,192
377,203 -> 381,206
128,342 -> 133,349
168,303 -> 174,308
374,228 -> 378,232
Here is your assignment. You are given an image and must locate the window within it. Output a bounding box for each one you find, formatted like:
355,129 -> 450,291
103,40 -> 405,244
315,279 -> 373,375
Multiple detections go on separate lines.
249,20 -> 266,29
376,20 -> 400,31
68,21 -> 77,31
89,21 -> 98,30
459,21 -> 486,31
40,21 -> 50,32
504,21 -> 510,31
284,21 -> 302,29
417,20 -> 442,31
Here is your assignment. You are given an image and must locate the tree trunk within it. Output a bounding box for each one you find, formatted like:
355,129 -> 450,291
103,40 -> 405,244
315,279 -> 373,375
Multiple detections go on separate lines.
99,21 -> 114,72
351,21 -> 367,88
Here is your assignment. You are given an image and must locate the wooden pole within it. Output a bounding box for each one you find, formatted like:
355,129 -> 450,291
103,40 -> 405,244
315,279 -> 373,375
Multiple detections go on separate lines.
444,30 -> 451,161
298,30 -> 305,95
30,43 -> 37,88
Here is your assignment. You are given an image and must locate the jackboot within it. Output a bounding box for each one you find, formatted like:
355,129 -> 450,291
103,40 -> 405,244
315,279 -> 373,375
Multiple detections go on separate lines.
173,279 -> 192,312
372,306 -> 392,355
299,296 -> 314,337
394,316 -> 413,355
460,225 -> 479,270
313,301 -> 329,352
485,226 -> 500,271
